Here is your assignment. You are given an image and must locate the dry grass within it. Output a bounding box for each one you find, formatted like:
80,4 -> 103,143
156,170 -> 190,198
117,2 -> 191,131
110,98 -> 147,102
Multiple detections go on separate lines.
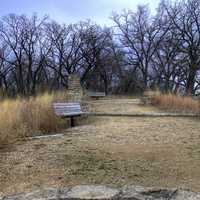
152,93 -> 200,113
1,116 -> 200,196
0,92 -> 69,145
86,99 -> 160,114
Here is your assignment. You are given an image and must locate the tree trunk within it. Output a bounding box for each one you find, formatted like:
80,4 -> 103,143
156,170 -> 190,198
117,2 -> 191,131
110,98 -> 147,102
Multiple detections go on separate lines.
186,67 -> 196,95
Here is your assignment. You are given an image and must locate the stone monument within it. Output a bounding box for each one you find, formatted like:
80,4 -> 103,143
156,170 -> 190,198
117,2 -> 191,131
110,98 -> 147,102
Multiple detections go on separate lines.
67,74 -> 83,102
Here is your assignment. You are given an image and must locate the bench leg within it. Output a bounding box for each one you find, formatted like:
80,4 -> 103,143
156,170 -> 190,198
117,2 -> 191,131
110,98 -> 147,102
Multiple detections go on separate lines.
70,117 -> 75,127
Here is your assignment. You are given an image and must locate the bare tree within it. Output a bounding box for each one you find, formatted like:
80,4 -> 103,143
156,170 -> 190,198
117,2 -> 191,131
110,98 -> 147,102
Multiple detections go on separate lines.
0,14 -> 49,95
77,21 -> 113,93
165,0 -> 200,94
45,21 -> 83,88
112,5 -> 169,90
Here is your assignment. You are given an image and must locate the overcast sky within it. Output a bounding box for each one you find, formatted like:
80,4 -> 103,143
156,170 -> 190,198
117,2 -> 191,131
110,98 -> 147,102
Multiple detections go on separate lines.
0,0 -> 161,25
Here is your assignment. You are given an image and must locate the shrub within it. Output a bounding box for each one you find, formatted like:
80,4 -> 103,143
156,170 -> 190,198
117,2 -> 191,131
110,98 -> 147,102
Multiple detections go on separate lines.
0,92 -> 69,145
151,93 -> 200,114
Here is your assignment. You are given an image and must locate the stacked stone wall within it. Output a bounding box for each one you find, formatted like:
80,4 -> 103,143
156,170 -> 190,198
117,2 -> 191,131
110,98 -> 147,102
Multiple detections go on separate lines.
67,74 -> 83,102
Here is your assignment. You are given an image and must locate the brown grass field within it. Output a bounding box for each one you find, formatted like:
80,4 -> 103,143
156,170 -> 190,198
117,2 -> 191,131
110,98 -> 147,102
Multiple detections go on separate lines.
1,98 -> 200,196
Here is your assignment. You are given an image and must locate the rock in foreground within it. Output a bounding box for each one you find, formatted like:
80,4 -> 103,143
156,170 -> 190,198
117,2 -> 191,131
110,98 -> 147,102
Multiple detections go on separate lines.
2,185 -> 200,200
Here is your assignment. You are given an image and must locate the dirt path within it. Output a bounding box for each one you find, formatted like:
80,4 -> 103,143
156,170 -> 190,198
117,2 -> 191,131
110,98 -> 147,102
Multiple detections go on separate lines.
1,98 -> 200,196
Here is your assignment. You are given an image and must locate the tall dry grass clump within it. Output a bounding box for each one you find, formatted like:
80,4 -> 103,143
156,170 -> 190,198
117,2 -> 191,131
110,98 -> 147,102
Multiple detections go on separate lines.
0,92 -> 69,145
152,93 -> 200,114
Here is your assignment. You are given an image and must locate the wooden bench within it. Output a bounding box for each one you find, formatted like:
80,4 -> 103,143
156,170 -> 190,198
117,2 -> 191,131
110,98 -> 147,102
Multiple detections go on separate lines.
53,103 -> 84,127
88,91 -> 106,99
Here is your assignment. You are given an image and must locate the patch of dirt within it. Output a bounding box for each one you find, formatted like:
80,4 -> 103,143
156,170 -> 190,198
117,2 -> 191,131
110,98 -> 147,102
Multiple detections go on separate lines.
1,99 -> 200,196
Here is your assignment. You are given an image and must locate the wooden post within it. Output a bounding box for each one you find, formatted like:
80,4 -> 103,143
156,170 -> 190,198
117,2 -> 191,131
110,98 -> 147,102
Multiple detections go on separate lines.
70,117 -> 75,127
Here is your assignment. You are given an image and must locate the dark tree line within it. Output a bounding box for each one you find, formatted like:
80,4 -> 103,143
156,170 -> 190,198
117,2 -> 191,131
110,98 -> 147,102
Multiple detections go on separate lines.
0,0 -> 200,96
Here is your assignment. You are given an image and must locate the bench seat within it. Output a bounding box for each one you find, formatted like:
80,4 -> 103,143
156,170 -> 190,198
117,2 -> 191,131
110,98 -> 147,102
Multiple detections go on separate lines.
53,103 -> 84,127
58,112 -> 84,117
88,91 -> 106,99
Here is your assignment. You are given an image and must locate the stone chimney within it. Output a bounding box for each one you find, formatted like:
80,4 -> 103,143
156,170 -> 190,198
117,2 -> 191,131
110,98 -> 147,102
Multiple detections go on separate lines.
68,74 -> 83,102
